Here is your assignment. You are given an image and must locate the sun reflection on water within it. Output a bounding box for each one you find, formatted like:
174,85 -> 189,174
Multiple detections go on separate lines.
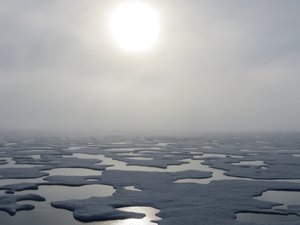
99,206 -> 160,225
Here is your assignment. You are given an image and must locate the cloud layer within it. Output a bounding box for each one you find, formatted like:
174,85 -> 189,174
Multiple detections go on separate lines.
1,0 -> 300,134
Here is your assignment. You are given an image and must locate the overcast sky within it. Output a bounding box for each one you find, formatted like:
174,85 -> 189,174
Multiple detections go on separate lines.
0,0 -> 300,135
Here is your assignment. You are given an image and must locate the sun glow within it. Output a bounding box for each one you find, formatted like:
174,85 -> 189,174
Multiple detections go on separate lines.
109,2 -> 160,52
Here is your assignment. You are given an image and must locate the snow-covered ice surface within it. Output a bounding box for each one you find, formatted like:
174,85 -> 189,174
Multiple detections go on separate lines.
0,134 -> 300,224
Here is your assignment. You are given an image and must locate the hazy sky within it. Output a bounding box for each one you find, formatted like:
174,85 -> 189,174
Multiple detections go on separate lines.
0,0 -> 300,134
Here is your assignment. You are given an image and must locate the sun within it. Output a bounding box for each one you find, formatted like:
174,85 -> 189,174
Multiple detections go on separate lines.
109,2 -> 160,52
